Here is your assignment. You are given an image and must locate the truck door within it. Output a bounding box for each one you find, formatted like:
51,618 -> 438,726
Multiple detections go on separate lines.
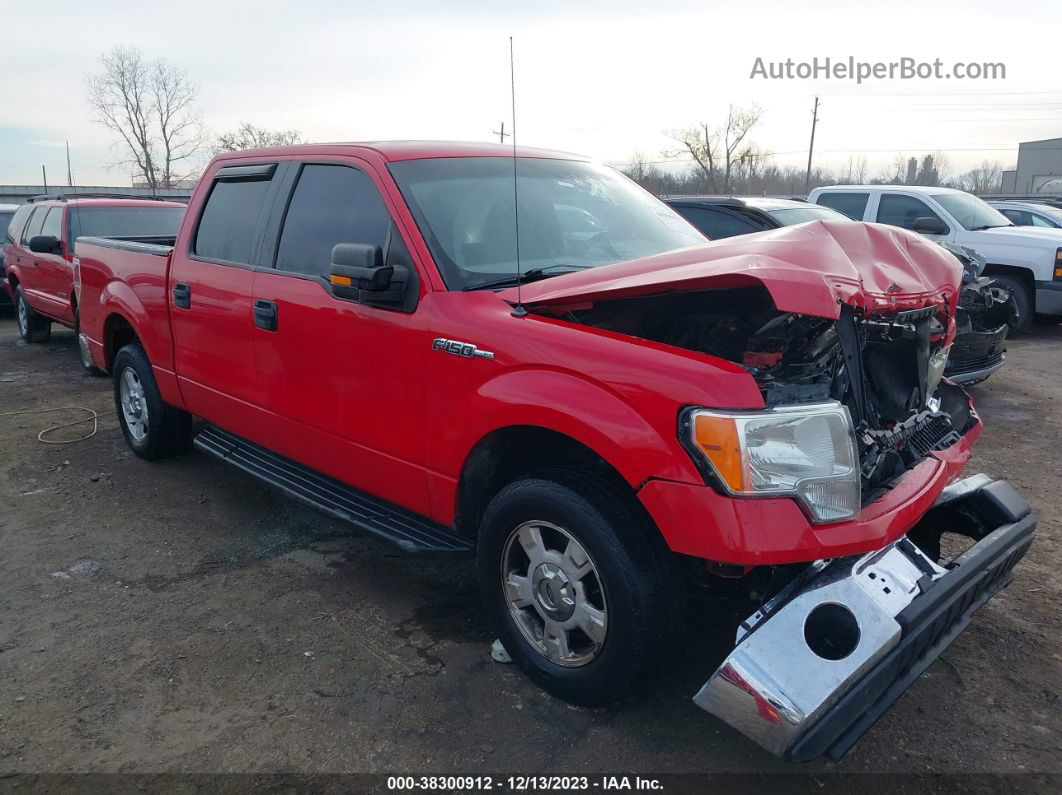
168,162 -> 281,444
249,160 -> 432,517
874,193 -> 954,242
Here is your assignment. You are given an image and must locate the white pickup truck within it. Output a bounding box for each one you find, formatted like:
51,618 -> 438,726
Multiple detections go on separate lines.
809,185 -> 1062,332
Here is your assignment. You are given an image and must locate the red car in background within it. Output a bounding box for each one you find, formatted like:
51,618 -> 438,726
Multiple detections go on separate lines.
2,194 -> 184,370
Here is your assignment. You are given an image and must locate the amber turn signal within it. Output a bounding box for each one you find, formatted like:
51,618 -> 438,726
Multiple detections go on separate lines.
692,413 -> 744,491
330,274 -> 353,287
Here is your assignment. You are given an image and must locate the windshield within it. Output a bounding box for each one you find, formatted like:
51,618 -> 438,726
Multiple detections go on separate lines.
388,157 -> 705,290
767,206 -> 849,225
69,206 -> 185,240
934,193 -> 1011,231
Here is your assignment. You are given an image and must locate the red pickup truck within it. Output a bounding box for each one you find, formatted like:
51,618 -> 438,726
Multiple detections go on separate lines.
2,194 -> 184,369
74,142 -> 1034,761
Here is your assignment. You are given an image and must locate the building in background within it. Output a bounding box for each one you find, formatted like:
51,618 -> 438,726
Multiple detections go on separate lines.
1001,138 -> 1062,194
0,185 -> 192,205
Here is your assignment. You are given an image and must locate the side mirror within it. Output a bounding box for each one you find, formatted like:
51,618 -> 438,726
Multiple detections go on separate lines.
328,242 -> 408,304
28,235 -> 61,254
912,216 -> 948,236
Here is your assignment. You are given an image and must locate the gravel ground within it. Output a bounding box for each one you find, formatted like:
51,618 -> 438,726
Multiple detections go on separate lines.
0,315 -> 1059,785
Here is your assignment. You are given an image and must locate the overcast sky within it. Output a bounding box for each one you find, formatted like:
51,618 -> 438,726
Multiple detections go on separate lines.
1,0 -> 1060,186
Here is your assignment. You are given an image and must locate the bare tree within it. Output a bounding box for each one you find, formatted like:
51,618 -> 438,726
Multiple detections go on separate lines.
214,122 -> 306,154
87,47 -> 204,188
666,104 -> 764,194
839,156 -> 869,185
956,160 -> 1004,194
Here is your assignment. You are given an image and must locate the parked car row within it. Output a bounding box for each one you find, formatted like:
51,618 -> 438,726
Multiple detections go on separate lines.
665,196 -> 1011,385
810,185 -> 1062,333
1,193 -> 185,368
1,145 -> 1036,763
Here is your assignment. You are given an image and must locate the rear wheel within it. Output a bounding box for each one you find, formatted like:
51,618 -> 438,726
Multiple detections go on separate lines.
990,274 -> 1032,334
14,286 -> 51,343
477,468 -> 683,706
113,343 -> 193,460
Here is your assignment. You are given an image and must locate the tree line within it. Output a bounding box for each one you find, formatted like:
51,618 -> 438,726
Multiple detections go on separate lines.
83,47 -> 1009,196
622,103 -> 1008,197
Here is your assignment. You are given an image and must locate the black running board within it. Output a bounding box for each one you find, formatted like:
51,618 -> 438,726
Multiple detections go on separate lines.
193,426 -> 473,555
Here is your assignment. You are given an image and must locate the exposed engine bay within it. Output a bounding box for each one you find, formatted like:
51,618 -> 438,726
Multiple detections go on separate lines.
565,286 -> 976,496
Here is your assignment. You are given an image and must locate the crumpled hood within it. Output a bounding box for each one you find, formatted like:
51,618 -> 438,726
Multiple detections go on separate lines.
500,220 -> 961,320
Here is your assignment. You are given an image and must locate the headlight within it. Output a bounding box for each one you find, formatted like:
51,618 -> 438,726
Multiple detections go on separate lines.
686,401 -> 860,523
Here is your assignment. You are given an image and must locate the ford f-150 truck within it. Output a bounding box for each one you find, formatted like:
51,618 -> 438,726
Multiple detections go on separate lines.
74,142 -> 1035,761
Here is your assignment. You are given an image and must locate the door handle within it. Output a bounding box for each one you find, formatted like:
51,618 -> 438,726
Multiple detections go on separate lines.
173,282 -> 191,309
254,299 -> 278,331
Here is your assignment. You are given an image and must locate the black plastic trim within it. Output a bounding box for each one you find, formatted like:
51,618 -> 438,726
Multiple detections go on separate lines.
193,426 -> 473,555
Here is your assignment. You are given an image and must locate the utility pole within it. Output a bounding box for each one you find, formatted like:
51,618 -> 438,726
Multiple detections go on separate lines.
804,96 -> 819,196
42,165 -> 48,191
493,121 -> 510,144
66,141 -> 74,186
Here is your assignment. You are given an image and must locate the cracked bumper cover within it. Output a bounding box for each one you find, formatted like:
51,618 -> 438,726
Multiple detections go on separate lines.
693,474 -> 1035,761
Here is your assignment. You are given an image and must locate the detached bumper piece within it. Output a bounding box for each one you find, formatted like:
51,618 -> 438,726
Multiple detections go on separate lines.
694,475 -> 1035,761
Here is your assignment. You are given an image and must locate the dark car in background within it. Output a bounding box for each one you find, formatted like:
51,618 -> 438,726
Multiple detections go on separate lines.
666,196 -> 1009,385
0,204 -> 17,308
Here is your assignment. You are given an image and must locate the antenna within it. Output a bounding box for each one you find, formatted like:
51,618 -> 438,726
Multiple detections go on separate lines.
509,36 -> 527,318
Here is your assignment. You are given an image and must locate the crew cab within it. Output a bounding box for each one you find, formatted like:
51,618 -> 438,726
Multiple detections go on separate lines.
666,197 -> 1010,386
810,185 -> 1062,332
74,142 -> 1035,761
1,194 -> 185,367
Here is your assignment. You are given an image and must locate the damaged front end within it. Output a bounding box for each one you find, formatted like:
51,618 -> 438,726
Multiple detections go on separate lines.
695,475 -> 1035,760
940,242 -> 1010,386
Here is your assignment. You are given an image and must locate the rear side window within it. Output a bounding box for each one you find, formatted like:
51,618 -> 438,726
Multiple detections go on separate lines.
5,204 -> 33,244
22,207 -> 48,243
41,207 -> 64,240
673,206 -> 761,240
194,176 -> 273,265
815,192 -> 869,220
274,164 -> 392,278
876,194 -> 946,231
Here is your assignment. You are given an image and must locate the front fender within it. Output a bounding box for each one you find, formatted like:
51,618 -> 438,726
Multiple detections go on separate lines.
431,366 -> 702,490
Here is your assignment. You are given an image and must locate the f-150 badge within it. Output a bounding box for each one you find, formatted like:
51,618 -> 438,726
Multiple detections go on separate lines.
432,338 -> 495,360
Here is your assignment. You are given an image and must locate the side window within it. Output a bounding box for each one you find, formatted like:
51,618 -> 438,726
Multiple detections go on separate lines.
1030,213 -> 1056,228
274,164 -> 391,278
815,192 -> 870,220
5,204 -> 34,244
41,207 -> 64,240
22,206 -> 48,244
876,194 -> 946,232
673,206 -> 760,240
998,209 -> 1025,225
194,173 -> 273,264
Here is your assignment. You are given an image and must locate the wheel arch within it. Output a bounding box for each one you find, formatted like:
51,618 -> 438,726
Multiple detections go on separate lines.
454,425 -> 647,539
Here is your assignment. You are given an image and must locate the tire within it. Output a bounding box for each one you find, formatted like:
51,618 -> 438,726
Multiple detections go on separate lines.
990,274 -> 1032,334
113,343 -> 193,460
477,467 -> 683,706
14,286 -> 51,343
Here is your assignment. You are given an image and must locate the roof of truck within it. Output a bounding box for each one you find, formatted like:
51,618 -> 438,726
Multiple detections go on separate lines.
815,185 -> 967,196
213,140 -> 590,163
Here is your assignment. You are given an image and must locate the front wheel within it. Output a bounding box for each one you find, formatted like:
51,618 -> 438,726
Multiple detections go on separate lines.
113,343 -> 193,460
15,286 -> 51,343
990,274 -> 1032,334
477,468 -> 683,706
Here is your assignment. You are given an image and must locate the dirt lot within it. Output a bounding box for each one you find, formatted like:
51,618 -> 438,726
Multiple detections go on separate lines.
1,314 -> 1059,782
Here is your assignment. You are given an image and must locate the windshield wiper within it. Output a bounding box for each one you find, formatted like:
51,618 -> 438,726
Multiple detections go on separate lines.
463,264 -> 592,291
971,223 -> 1013,230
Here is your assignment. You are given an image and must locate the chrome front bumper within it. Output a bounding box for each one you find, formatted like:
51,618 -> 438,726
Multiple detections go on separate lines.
694,475 -> 1035,761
